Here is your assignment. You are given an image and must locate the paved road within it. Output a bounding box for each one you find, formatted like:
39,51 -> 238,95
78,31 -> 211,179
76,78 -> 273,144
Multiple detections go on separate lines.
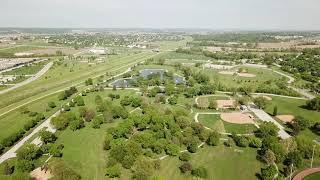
0,111 -> 59,164
0,62 -> 53,95
248,104 -> 291,139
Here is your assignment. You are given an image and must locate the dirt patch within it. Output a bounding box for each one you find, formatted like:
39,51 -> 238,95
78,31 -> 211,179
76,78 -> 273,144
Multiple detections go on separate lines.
30,167 -> 52,180
217,100 -> 235,109
220,112 -> 254,124
262,96 -> 272,101
197,97 -> 209,108
276,115 -> 295,123
238,73 -> 256,77
218,71 -> 235,75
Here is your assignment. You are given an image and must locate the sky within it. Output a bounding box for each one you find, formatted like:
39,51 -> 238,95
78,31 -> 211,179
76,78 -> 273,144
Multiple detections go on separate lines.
0,0 -> 320,30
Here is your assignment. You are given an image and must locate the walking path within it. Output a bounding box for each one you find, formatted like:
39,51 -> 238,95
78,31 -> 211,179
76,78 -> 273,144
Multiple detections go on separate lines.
248,104 -> 291,139
0,62 -> 53,95
0,111 -> 60,164
293,167 -> 320,180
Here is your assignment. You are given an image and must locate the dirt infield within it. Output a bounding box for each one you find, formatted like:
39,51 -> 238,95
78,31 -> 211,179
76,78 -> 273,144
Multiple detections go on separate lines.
276,115 -> 295,123
220,112 -> 254,124
293,167 -> 320,180
30,167 -> 52,180
217,100 -> 235,109
238,73 -> 256,77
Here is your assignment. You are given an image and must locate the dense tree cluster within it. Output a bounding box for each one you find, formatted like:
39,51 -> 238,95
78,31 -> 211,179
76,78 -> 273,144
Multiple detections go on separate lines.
104,104 -> 218,179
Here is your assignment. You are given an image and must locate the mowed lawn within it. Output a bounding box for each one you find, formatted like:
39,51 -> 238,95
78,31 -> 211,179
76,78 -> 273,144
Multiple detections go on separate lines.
265,96 -> 320,123
0,93 -> 65,142
196,95 -> 230,108
53,123 -> 116,180
198,114 -> 257,134
304,172 -> 320,180
203,66 -> 284,88
155,145 -> 262,180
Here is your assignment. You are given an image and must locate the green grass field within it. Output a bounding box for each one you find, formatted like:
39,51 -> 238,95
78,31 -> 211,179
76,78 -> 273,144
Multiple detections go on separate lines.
203,66 -> 284,88
196,95 -> 230,108
198,114 -> 257,134
155,145 -> 262,180
0,52 -> 154,115
304,172 -> 320,180
265,96 -> 320,123
0,45 -> 45,57
53,123 -> 113,180
1,62 -> 46,75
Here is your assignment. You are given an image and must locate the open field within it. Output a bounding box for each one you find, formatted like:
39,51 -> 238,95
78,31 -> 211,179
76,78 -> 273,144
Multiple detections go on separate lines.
0,45 -> 46,57
196,95 -> 230,108
155,145 -> 262,180
304,172 -> 320,180
0,52 -> 155,115
265,96 -> 320,123
1,61 -> 47,75
198,114 -> 257,134
203,65 -> 285,88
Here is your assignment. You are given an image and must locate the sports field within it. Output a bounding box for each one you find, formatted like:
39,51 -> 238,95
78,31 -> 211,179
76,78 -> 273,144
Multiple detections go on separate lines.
198,114 -> 257,134
155,145 -> 262,180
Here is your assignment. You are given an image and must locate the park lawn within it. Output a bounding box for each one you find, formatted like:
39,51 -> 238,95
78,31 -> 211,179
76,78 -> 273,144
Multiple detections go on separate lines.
304,172 -> 320,180
2,61 -> 47,75
223,121 -> 257,134
134,64 -> 177,73
0,93 -> 66,143
197,95 -> 230,108
198,114 -> 225,132
198,114 -> 257,134
153,37 -> 191,51
53,122 -> 119,180
265,96 -> 320,123
156,51 -> 212,61
0,52 -> 153,114
155,145 -> 262,180
0,45 -> 45,57
202,66 -> 283,88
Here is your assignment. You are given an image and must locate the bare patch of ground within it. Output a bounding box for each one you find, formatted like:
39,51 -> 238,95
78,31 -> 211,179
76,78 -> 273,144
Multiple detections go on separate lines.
220,112 -> 254,124
263,96 -> 272,101
218,71 -> 235,75
217,100 -> 235,109
30,167 -> 52,180
276,115 -> 295,123
238,73 -> 256,77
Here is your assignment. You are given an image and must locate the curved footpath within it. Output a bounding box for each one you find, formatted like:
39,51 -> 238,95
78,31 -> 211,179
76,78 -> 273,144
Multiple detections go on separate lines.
293,167 -> 320,180
0,61 -> 53,95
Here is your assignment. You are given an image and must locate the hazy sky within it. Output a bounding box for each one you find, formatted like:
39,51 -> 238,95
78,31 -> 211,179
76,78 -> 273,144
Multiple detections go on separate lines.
1,0 -> 319,30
